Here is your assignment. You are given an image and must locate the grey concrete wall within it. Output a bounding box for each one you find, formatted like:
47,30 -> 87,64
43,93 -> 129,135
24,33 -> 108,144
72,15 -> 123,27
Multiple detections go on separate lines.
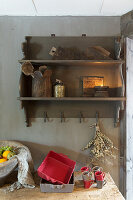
0,16 -> 120,186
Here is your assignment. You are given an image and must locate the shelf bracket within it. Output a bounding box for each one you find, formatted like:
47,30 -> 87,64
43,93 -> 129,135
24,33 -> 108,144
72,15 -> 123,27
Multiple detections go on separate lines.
51,34 -> 55,37
23,102 -> 30,127
114,101 -> 124,128
82,34 -> 86,37
119,63 -> 125,97
114,37 -> 122,60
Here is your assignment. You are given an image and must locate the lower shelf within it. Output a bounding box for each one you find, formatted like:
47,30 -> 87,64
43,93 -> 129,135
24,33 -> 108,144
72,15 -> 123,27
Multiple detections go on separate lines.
17,97 -> 126,101
18,96 -> 126,127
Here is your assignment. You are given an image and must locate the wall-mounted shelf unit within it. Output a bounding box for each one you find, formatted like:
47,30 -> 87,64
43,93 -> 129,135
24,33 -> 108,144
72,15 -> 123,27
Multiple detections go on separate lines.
18,36 -> 126,128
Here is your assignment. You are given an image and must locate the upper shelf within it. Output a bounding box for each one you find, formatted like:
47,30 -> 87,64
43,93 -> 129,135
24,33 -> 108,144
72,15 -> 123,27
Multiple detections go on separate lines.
19,60 -> 125,66
17,97 -> 126,101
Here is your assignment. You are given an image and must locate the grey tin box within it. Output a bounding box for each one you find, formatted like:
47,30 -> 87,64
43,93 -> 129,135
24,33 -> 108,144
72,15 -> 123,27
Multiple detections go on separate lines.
40,173 -> 74,193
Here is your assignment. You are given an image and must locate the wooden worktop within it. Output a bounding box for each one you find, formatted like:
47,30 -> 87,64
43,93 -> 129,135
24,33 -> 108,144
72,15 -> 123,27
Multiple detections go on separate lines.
0,172 -> 124,200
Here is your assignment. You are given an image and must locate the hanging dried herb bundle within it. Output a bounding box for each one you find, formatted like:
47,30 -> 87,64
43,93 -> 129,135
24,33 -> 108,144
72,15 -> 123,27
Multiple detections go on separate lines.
82,123 -> 117,160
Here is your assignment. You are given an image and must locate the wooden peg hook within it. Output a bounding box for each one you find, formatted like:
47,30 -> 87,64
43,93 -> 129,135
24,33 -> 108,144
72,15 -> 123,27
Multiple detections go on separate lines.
79,111 -> 83,123
60,112 -> 65,123
44,112 -> 48,123
96,111 -> 99,124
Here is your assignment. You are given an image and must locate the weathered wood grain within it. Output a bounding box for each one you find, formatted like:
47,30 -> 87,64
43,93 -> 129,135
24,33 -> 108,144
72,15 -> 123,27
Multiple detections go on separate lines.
17,97 -> 126,101
22,36 -> 117,60
19,59 -> 125,65
126,38 -> 133,200
0,172 -> 124,200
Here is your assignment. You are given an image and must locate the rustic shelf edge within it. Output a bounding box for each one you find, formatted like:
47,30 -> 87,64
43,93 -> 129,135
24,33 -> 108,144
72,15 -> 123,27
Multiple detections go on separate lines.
18,59 -> 125,65
17,97 -> 126,101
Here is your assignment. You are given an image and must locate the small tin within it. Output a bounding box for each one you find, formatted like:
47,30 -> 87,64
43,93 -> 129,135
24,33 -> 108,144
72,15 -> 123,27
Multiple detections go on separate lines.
54,79 -> 65,98
40,173 -> 74,193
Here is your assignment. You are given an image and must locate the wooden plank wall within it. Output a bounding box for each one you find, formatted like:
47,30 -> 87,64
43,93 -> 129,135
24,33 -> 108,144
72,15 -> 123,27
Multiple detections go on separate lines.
126,37 -> 133,200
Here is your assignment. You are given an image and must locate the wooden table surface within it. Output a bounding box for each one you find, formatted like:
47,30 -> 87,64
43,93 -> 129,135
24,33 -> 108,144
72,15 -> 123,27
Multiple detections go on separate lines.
0,172 -> 125,200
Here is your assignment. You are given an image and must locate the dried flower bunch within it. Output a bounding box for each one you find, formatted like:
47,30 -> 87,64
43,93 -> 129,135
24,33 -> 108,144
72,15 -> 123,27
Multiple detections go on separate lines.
82,123 -> 117,160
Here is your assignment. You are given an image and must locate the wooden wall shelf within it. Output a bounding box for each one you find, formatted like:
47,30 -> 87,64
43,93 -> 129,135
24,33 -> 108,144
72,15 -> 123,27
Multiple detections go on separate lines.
19,36 -> 126,128
17,97 -> 126,101
19,59 -> 124,66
